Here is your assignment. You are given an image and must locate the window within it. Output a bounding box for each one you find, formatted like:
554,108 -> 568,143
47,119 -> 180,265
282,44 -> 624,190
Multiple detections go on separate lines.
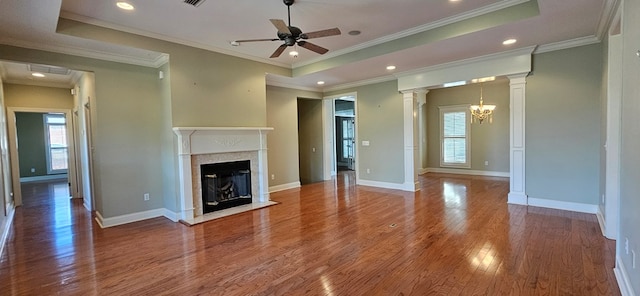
44,113 -> 68,174
439,105 -> 470,168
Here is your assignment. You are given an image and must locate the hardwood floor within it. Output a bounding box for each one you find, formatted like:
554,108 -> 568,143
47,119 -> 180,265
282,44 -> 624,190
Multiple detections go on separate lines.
0,173 -> 619,295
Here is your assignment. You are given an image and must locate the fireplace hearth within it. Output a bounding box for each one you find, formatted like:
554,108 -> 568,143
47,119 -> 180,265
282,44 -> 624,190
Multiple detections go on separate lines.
201,160 -> 252,213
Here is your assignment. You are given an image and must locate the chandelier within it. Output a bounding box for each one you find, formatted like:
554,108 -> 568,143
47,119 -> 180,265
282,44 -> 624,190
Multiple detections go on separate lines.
470,84 -> 496,124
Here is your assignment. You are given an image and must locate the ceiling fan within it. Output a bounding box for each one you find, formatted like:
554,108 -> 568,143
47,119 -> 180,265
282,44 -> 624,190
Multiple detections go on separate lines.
233,0 -> 341,58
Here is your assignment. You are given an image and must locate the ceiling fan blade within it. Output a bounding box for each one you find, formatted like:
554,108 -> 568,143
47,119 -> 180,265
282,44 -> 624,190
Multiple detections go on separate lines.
235,38 -> 280,43
270,44 -> 288,58
270,19 -> 291,34
297,41 -> 329,55
301,28 -> 341,39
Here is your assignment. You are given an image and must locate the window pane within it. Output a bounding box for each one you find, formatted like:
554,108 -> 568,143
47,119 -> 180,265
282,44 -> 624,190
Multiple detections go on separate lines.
46,114 -> 66,124
443,138 -> 466,163
443,112 -> 466,137
48,125 -> 67,148
50,148 -> 68,170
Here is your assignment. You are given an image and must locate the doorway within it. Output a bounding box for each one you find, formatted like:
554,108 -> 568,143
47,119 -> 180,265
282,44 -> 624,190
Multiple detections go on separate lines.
7,108 -> 77,207
335,100 -> 355,171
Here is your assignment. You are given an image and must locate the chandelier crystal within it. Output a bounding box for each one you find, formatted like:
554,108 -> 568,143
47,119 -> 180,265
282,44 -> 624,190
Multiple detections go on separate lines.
470,85 -> 496,124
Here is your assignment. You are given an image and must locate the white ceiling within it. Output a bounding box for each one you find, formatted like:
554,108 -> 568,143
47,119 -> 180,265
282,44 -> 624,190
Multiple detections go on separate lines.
0,0 -> 616,91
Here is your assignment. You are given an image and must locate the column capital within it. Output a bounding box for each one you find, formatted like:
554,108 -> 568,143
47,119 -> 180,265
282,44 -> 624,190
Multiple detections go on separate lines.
508,73 -> 529,84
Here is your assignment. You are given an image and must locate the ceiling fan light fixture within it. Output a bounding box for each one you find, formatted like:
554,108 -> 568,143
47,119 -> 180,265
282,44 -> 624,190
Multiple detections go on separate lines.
289,50 -> 299,58
317,81 -> 325,85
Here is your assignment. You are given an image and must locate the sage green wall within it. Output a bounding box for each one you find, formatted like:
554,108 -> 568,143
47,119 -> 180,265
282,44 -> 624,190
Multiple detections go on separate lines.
619,0 -> 640,291
425,80 -> 510,172
4,83 -> 73,109
56,18 -> 290,127
326,80 -> 404,184
0,45 -> 166,218
266,86 -> 321,188
526,44 -> 602,205
15,113 -> 46,177
297,98 -> 324,184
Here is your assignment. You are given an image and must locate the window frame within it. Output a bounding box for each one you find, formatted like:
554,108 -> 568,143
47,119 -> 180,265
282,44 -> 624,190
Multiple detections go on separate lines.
439,105 -> 471,168
43,113 -> 69,175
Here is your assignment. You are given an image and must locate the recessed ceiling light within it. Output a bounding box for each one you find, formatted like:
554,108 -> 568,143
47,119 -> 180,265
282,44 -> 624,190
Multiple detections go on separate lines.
386,65 -> 396,70
32,72 -> 45,78
317,81 -> 325,85
348,30 -> 361,36
503,38 -> 517,45
117,2 -> 135,10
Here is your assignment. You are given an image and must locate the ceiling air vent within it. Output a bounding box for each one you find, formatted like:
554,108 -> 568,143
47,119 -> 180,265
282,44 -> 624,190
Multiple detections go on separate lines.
183,0 -> 206,7
27,64 -> 71,76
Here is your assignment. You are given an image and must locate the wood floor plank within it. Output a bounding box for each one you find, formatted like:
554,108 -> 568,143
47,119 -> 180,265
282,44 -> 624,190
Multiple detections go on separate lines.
0,173 -> 620,295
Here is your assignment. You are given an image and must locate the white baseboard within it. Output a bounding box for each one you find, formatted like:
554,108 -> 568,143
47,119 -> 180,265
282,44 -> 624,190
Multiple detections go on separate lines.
95,208 -> 167,228
20,174 -> 68,182
596,205 -> 606,237
269,182 -> 301,193
0,203 -> 16,260
163,209 -> 179,222
527,197 -> 598,214
357,179 -> 408,191
418,168 -> 428,175
507,192 -> 528,205
425,167 -> 509,178
615,256 -> 636,296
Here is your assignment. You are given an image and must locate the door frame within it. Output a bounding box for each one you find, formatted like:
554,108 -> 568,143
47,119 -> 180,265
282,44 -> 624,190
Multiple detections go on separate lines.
322,92 -> 358,180
7,107 -> 77,206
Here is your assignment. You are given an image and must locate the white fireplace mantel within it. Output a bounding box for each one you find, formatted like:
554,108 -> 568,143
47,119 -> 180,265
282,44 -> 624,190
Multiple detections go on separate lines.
173,127 -> 275,225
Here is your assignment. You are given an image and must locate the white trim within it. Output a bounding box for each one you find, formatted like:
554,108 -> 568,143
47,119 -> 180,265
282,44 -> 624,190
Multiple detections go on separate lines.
596,0 -> 622,40
323,76 -> 397,93
596,206 -> 607,237
269,182 -> 301,193
0,204 -> 16,260
357,179 -> 412,191
58,12 -> 288,69
94,208 -> 167,228
293,0 -> 530,68
266,79 -> 322,92
163,209 -> 179,222
615,256 -> 636,296
533,36 -> 601,54
83,201 -> 91,212
527,198 -> 598,214
507,192 -> 528,205
418,168 -> 429,175
425,167 -> 509,178
19,174 -> 68,182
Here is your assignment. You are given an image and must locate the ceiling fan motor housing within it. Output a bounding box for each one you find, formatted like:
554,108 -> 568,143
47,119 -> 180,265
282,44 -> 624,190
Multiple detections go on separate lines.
283,0 -> 294,6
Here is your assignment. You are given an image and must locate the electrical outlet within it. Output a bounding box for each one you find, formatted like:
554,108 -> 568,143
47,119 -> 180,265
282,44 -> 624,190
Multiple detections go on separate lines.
30,168 -> 35,173
312,147 -> 316,152
484,161 -> 489,166
144,193 -> 150,201
366,168 -> 371,174
625,238 -> 630,254
271,174 -> 275,180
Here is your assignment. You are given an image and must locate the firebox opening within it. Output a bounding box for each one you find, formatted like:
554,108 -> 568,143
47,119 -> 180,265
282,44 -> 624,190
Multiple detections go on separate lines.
201,160 -> 252,214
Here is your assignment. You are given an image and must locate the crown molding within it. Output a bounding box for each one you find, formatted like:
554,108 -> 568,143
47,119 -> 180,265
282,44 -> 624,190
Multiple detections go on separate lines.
266,80 -> 322,93
323,75 -> 397,93
533,36 -> 600,54
0,37 -> 163,68
395,46 -> 537,79
59,12 -> 290,69
595,0 -> 621,39
2,78 -> 72,89
292,0 -> 531,68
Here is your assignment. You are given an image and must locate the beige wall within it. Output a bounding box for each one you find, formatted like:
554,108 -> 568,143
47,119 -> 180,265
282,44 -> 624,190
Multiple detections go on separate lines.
425,80 -> 510,172
266,86 -> 321,188
4,83 -> 73,109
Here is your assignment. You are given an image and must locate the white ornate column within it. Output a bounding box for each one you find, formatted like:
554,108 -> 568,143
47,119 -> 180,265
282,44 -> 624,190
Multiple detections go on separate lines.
174,129 -> 196,221
402,89 -> 428,191
417,93 -> 427,175
508,74 -> 528,205
257,129 -> 270,203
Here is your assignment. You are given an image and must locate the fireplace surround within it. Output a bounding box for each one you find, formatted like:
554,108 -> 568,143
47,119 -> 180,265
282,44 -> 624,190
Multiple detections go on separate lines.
173,127 -> 276,225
